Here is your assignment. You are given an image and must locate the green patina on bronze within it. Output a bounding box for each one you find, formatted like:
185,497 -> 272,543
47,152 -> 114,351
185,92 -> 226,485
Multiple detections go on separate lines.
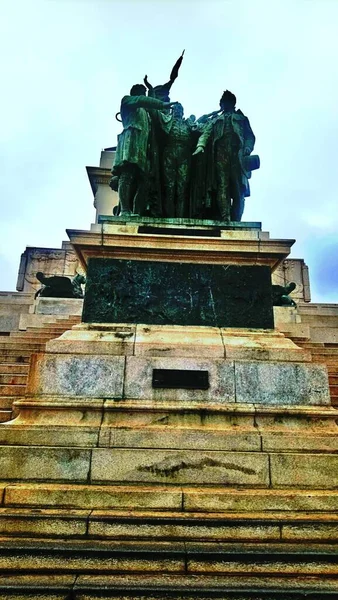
82,259 -> 274,328
111,56 -> 260,222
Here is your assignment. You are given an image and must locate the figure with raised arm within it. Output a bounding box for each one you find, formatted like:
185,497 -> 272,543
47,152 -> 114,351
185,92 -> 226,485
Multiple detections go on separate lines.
144,50 -> 185,102
112,84 -> 177,216
193,90 -> 258,222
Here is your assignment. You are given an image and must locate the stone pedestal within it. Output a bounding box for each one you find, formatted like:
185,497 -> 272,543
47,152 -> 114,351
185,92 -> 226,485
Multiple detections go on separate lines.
0,220 -> 337,596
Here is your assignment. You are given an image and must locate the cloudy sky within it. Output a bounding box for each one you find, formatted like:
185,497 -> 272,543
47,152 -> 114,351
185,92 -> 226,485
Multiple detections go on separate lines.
0,0 -> 337,302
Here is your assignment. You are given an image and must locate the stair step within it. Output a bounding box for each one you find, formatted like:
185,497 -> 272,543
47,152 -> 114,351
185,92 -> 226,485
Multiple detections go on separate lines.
0,508 -> 338,548
0,374 -> 27,385
0,364 -> 29,375
9,335 -> 56,343
25,327 -> 72,334
1,507 -> 338,543
0,572 -> 335,598
0,342 -> 45,351
310,349 -> 338,356
4,483 -> 338,513
0,384 -> 26,396
0,410 -> 12,423
0,396 -> 16,410
0,537 -> 336,581
0,354 -> 31,364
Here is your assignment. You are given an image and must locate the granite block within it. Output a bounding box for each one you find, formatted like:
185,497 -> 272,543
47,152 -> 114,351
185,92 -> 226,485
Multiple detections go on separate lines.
110,428 -> 261,452
270,453 -> 338,488
134,324 -> 224,358
27,353 -> 125,398
124,357 -> 235,403
235,361 -> 330,405
6,483 -> 182,510
0,508 -> 88,537
0,447 -> 90,481
184,488 -> 338,513
91,449 -> 269,486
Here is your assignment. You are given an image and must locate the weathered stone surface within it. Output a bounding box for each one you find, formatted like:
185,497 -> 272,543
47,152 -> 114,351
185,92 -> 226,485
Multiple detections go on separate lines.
46,323 -> 136,355
221,329 -> 310,362
91,449 -> 269,486
27,354 -> 125,398
0,548 -> 184,575
0,447 -> 90,481
82,258 -> 274,328
0,425 -> 100,447
109,428 -> 261,452
88,513 -> 280,542
262,433 -> 338,452
0,574 -> 76,598
270,453 -> 338,488
134,324 -> 224,358
35,297 -> 83,315
235,361 -> 330,405
184,488 -> 338,512
0,508 -> 88,537
124,357 -> 235,403
5,483 -> 183,510
282,522 -> 338,541
74,572 -> 338,592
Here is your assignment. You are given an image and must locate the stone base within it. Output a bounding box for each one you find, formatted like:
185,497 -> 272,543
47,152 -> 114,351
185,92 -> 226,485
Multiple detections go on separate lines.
34,297 -> 83,316
25,351 -> 328,407
46,323 -> 311,362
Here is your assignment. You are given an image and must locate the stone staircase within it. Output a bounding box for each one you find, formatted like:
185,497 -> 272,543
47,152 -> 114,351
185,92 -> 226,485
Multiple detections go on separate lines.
0,315 -> 81,422
0,323 -> 337,598
288,338 -> 338,407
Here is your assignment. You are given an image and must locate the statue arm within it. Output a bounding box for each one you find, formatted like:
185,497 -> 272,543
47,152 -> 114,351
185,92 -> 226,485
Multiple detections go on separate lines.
243,117 -> 255,155
196,110 -> 220,124
169,49 -> 185,83
192,121 -> 213,155
122,95 -> 171,111
196,121 -> 213,148
143,75 -> 155,97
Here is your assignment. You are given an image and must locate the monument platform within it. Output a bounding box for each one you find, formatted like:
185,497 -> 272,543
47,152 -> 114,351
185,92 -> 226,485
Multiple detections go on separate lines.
0,222 -> 337,597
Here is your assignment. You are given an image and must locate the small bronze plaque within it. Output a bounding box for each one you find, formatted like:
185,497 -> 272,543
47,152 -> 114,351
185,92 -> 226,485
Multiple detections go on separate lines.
152,369 -> 209,390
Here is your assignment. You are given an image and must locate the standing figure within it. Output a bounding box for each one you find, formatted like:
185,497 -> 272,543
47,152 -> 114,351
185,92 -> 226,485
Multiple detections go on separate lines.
193,90 -> 256,222
157,103 -> 196,217
112,84 -> 176,216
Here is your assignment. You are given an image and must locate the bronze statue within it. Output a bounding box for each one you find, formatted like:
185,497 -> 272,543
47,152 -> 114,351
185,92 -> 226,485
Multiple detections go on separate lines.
193,90 -> 257,222
272,282 -> 297,307
35,273 -> 86,299
156,103 -> 197,217
112,84 -> 177,215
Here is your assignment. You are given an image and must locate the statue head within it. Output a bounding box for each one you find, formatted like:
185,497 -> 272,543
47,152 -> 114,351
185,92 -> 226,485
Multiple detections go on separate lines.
130,84 -> 146,96
220,90 -> 236,112
285,282 -> 296,294
172,103 -> 184,119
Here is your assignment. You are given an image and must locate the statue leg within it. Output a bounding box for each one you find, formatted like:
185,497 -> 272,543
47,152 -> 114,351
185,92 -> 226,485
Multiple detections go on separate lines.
163,150 -> 176,217
230,183 -> 245,221
118,167 -> 138,215
215,168 -> 231,221
176,158 -> 190,218
133,175 -> 148,216
215,143 -> 231,221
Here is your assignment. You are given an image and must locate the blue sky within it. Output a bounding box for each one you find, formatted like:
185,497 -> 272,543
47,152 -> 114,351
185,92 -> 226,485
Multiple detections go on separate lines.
0,0 -> 337,302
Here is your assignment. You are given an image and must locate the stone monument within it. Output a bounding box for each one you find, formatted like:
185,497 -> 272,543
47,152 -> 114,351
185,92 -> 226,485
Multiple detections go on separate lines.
0,57 -> 337,598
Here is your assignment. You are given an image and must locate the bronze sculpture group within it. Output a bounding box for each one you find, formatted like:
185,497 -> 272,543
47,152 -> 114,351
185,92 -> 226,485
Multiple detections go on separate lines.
111,52 -> 260,222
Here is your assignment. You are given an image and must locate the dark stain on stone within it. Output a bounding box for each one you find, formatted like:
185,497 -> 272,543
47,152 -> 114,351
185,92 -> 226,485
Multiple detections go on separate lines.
138,457 -> 256,478
115,331 -> 134,339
